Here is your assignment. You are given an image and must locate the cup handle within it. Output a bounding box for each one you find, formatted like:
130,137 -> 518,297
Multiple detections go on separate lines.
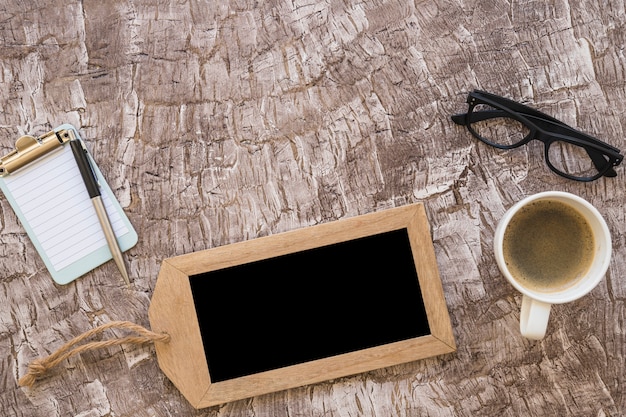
520,295 -> 551,340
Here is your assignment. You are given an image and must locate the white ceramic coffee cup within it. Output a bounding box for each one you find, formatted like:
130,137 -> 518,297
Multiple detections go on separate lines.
494,191 -> 612,340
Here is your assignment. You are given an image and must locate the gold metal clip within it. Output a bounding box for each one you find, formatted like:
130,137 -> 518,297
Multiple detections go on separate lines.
0,129 -> 72,176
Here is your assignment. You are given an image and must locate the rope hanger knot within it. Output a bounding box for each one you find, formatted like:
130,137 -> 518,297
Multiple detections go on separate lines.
18,321 -> 170,388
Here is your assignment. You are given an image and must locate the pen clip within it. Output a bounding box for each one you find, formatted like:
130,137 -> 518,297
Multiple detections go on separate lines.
66,129 -> 101,190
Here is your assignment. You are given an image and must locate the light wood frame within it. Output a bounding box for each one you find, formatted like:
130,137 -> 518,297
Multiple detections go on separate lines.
148,203 -> 456,408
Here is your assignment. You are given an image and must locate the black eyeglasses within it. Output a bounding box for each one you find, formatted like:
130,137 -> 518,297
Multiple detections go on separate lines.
451,90 -> 623,181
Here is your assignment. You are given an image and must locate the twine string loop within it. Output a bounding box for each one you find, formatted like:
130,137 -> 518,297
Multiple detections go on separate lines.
18,321 -> 170,388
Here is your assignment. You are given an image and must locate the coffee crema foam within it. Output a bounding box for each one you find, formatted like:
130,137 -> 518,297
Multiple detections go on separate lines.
503,199 -> 595,293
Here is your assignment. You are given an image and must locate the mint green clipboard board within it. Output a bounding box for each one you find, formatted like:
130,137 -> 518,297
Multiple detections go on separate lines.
0,124 -> 138,285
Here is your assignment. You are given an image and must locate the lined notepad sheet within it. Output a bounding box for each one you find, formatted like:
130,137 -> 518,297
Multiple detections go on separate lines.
3,144 -> 127,270
0,125 -> 137,284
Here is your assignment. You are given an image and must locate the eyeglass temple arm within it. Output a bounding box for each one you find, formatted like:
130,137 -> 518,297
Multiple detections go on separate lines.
451,110 -> 520,126
453,109 -> 577,130
471,91 -> 565,125
451,110 -> 619,177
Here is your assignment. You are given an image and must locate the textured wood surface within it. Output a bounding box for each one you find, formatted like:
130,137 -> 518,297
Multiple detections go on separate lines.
1,0 -> 625,416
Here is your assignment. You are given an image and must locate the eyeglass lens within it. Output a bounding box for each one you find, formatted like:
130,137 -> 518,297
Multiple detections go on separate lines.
469,103 -> 530,147
546,140 -> 601,178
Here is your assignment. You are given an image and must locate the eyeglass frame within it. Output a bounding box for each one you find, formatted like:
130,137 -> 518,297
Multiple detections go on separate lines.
451,90 -> 623,181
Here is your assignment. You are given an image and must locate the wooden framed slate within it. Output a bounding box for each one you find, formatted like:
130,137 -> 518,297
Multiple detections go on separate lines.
148,203 -> 455,408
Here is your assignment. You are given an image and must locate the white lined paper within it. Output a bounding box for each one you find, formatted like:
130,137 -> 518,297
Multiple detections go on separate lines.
3,143 -> 129,271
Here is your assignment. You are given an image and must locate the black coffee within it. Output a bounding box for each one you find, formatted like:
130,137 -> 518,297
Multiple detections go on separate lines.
503,199 -> 595,292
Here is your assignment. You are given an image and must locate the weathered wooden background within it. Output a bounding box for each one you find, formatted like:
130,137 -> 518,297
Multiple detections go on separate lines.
1,0 -> 625,416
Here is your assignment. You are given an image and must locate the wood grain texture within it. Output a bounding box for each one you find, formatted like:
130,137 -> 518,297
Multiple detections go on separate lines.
0,0 -> 624,416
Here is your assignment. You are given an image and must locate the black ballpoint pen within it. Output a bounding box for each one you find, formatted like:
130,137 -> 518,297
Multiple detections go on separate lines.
68,131 -> 131,286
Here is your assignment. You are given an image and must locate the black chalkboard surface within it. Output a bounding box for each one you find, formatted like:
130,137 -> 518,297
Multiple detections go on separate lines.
149,203 -> 455,409
189,228 -> 430,382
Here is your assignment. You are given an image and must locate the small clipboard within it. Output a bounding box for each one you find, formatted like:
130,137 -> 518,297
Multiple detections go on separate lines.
0,124 -> 138,284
